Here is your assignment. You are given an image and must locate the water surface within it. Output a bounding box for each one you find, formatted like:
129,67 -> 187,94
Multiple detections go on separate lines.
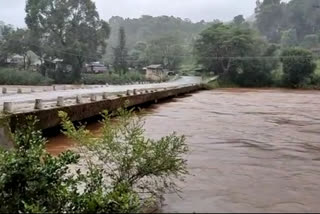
47,89 -> 320,213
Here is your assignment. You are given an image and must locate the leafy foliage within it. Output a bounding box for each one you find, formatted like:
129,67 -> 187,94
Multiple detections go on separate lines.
59,108 -> 189,209
0,108 -> 188,213
194,23 -> 278,86
281,47 -> 316,88
82,71 -> 148,85
113,27 -> 128,73
0,67 -> 53,85
0,117 -> 80,213
25,0 -> 110,82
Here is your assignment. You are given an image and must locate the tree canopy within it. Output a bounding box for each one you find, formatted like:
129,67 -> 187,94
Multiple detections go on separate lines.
25,0 -> 110,82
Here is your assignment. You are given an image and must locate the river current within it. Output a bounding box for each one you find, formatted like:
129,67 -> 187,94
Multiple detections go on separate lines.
47,89 -> 320,213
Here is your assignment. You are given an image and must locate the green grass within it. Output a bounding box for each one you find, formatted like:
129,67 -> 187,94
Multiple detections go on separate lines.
0,67 -> 53,85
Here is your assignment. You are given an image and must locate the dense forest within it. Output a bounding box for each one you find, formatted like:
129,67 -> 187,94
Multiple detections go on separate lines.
0,0 -> 320,87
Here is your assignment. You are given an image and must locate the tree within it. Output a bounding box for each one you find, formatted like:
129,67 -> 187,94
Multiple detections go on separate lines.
301,34 -> 319,49
287,0 -> 320,41
128,41 -> 148,69
0,24 -> 13,65
233,15 -> 245,26
25,0 -> 110,82
4,29 -> 30,69
113,27 -> 128,73
195,23 -> 258,76
255,0 -> 285,42
281,28 -> 298,48
146,35 -> 183,70
195,23 -> 278,86
59,108 -> 188,212
281,47 -> 316,87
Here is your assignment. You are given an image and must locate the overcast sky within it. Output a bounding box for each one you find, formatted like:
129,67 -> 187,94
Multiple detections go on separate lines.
0,0 -> 256,27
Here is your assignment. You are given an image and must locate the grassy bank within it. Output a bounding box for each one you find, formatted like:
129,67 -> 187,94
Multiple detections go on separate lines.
82,72 -> 167,85
0,67 -> 53,85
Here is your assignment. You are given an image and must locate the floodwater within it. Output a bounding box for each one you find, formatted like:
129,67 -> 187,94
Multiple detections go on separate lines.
47,89 -> 320,213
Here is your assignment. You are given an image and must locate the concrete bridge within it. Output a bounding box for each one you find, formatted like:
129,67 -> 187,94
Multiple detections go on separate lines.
0,76 -> 203,148
0,76 -> 201,114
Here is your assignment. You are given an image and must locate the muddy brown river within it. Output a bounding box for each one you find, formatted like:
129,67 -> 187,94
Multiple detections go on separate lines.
47,89 -> 320,213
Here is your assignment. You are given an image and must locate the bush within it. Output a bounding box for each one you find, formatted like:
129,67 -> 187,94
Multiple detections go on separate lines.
59,108 -> 188,211
0,67 -> 53,85
0,108 -> 188,213
229,59 -> 274,87
281,48 -> 316,88
82,71 -> 148,85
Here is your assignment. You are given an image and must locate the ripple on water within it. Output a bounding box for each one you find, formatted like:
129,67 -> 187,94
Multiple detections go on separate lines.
47,89 -> 320,213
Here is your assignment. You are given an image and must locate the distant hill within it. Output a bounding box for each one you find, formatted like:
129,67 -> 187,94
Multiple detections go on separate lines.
104,15 -> 211,63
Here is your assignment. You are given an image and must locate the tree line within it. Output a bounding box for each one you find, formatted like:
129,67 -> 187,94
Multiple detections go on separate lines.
0,0 -> 320,87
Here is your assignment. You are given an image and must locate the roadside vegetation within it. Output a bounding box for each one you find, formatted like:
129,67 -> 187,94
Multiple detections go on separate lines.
82,71 -> 164,85
1,0 -> 320,89
0,108 -> 188,213
0,67 -> 53,85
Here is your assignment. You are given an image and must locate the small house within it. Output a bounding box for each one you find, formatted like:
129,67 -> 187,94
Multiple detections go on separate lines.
144,64 -> 166,81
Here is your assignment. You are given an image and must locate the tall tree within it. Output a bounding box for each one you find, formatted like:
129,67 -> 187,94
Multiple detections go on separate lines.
195,23 -> 277,86
0,24 -> 13,65
25,0 -> 110,82
5,29 -> 30,70
233,15 -> 245,26
255,0 -> 285,42
146,35 -> 183,71
113,27 -> 128,73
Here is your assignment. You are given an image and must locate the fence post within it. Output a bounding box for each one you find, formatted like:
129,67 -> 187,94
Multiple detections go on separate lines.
3,102 -> 13,113
17,88 -> 22,94
2,87 -> 7,94
53,85 -> 56,91
35,99 -> 43,110
103,92 -> 108,99
76,95 -> 83,104
90,94 -> 97,102
126,90 -> 131,96
57,96 -> 64,106
133,89 -> 137,95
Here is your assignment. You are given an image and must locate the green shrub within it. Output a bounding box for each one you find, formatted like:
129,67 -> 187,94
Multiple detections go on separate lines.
281,48 -> 316,88
59,108 -> 188,211
0,67 -> 53,85
0,108 -> 188,213
82,71 -> 147,85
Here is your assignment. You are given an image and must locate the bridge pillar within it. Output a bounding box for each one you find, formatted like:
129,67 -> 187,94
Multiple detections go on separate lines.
133,89 -> 137,95
3,102 -> 13,113
35,99 -> 43,110
2,87 -> 7,94
17,88 -> 22,94
126,90 -> 131,96
90,94 -> 97,102
103,92 -> 108,99
57,96 -> 65,107
76,95 -> 83,104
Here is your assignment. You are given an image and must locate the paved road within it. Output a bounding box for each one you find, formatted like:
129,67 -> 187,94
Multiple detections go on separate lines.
0,76 -> 201,113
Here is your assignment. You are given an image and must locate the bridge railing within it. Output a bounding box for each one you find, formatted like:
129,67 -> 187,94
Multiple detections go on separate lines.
0,81 -> 157,95
1,84 -> 197,114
